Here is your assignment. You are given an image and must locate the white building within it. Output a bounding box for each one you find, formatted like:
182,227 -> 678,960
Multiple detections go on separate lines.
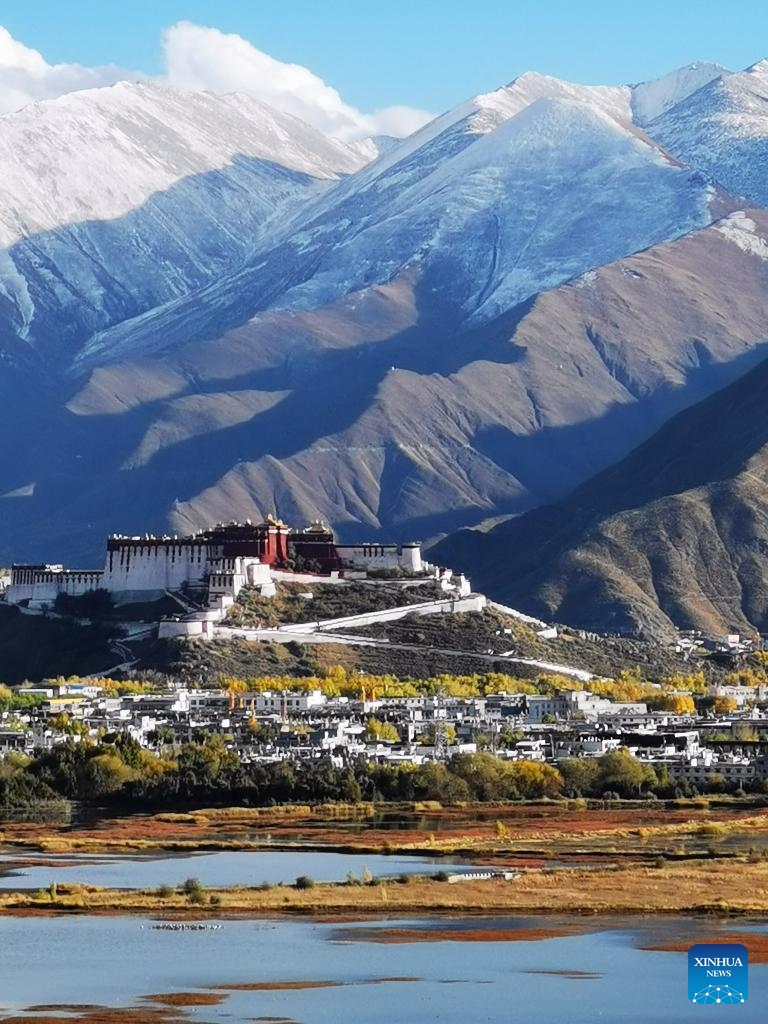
335,542 -> 422,573
253,690 -> 327,714
4,519 -> 426,610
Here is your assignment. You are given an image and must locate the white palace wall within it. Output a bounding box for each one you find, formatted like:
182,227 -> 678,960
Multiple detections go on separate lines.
102,541 -> 211,593
6,567 -> 105,607
5,529 -> 427,610
336,543 -> 423,573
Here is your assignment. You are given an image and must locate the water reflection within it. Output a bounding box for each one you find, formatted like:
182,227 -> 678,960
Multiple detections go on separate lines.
0,915 -> 766,1023
0,850 -> 471,890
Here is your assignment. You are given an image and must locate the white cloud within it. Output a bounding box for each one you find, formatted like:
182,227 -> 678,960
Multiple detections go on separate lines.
162,21 -> 432,140
0,26 -> 140,114
0,21 -> 433,139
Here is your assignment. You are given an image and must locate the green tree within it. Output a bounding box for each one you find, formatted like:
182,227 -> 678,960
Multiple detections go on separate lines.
559,758 -> 600,797
83,753 -> 135,796
596,749 -> 656,798
412,761 -> 470,803
449,753 -> 512,801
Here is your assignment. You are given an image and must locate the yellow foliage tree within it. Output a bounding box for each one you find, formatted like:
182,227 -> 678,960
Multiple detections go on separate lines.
714,696 -> 738,714
649,694 -> 696,714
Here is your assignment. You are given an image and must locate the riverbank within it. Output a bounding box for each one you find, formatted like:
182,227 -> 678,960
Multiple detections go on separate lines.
3,799 -> 768,862
1,858 -> 767,917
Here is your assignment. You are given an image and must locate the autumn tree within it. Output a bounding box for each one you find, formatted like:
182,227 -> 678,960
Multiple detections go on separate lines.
714,696 -> 738,715
419,722 -> 457,746
364,718 -> 400,743
649,694 -> 696,715
507,760 -> 563,799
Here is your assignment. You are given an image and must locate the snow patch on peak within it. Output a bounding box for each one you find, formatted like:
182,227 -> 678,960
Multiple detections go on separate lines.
499,70 -> 632,127
0,82 -> 366,248
346,134 -> 401,163
746,58 -> 768,76
632,62 -> 730,124
647,59 -> 768,208
490,94 -> 624,138
337,70 -> 634,195
714,211 -> 768,259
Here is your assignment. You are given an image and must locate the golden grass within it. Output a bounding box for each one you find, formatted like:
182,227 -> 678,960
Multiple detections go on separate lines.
2,803 -> 768,861
2,859 -> 768,917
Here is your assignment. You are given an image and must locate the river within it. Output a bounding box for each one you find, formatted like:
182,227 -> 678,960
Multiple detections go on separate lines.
0,849 -> 472,889
1,914 -> 766,1022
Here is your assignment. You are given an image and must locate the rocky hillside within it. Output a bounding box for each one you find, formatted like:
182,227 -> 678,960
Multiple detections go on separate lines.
1,60 -> 768,585
648,60 -> 768,208
432,351 -> 768,637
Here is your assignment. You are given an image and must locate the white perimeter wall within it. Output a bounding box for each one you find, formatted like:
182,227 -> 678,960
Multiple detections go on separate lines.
102,543 -> 210,592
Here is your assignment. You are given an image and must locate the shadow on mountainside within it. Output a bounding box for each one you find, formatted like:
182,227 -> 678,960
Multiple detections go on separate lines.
432,350 -> 768,632
1,154 -> 323,363
4,293 -> 768,568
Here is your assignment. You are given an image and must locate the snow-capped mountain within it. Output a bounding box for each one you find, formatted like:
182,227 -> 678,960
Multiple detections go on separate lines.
77,75 -> 714,368
631,62 -> 728,124
0,81 -> 368,355
2,60 -> 768,569
648,60 -> 768,207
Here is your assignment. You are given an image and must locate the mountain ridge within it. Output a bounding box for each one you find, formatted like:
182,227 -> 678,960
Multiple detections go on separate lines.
1,59 -> 768,603
0,81 -> 368,357
430,342 -> 768,638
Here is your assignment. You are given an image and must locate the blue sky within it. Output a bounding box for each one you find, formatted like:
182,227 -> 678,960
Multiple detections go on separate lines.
3,0 -> 767,116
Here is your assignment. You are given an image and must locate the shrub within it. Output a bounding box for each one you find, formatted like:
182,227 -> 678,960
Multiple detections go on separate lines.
397,873 -> 412,885
295,875 -> 315,890
209,893 -> 222,906
432,870 -> 450,882
156,884 -> 173,899
180,876 -> 203,895
699,823 -> 728,838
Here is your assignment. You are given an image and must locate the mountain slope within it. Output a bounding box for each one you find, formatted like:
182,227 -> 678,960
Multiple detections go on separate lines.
0,92 -> 719,557
631,62 -> 729,124
431,322 -> 768,638
0,81 -> 366,357
78,75 -> 689,368
6,206 -> 768,566
649,60 -> 768,207
2,64 -> 768,570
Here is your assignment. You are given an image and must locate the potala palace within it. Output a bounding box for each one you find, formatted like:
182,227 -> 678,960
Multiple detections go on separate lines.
4,517 -> 435,613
